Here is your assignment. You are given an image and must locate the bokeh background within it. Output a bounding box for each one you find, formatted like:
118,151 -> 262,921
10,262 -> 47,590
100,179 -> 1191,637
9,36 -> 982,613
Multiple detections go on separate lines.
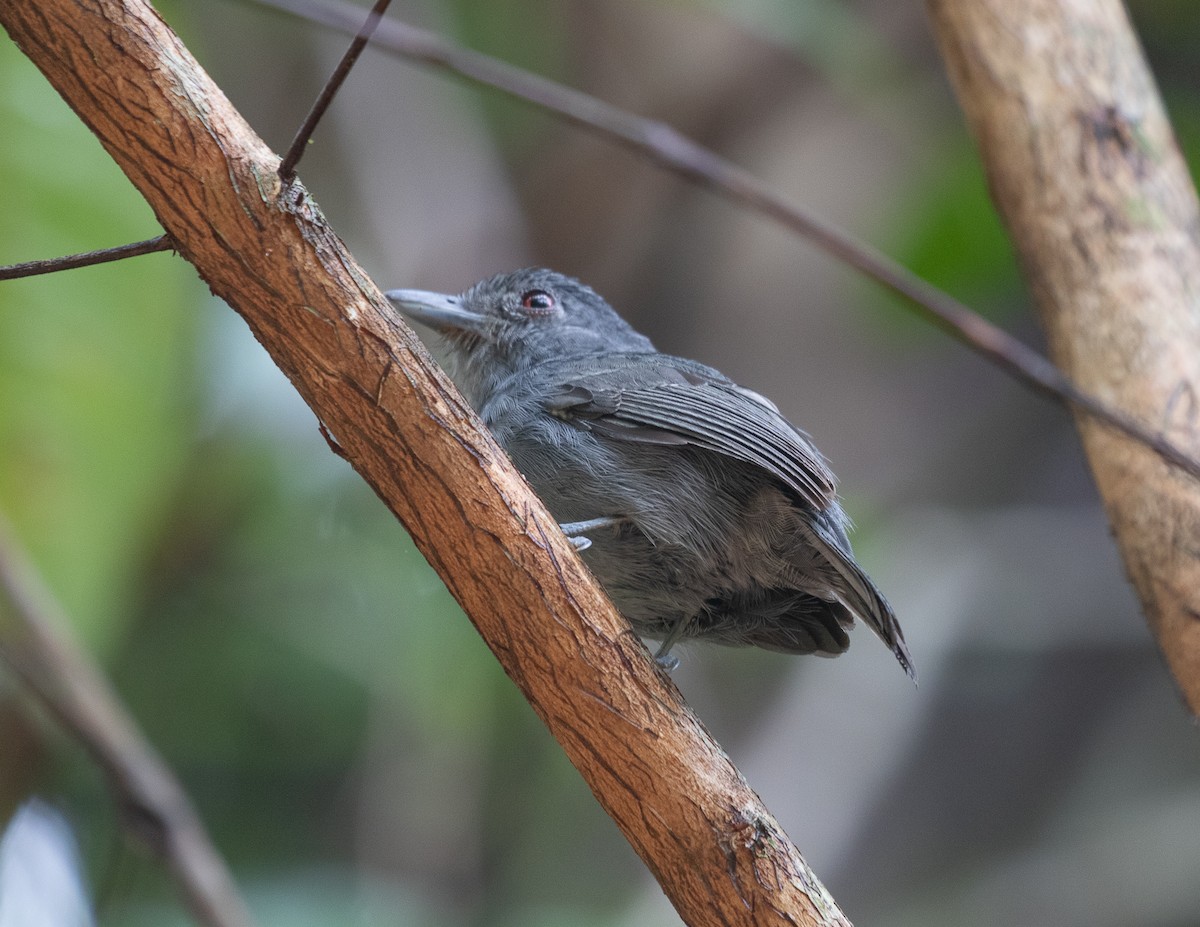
3,1 -> 1200,925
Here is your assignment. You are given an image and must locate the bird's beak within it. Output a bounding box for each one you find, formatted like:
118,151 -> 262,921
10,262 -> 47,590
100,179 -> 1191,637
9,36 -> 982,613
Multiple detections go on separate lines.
385,288 -> 488,336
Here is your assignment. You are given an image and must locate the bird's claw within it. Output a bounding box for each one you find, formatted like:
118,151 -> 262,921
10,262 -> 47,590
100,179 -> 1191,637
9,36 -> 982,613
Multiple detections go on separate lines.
559,516 -> 624,550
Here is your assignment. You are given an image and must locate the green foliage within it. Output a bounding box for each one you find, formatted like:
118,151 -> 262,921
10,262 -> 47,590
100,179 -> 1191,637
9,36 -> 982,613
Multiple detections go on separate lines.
1162,92 -> 1200,186
0,40 -> 200,653
863,137 -> 1025,341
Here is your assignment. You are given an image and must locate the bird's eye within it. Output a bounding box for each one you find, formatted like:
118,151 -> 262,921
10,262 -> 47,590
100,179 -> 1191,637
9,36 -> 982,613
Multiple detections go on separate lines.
519,289 -> 557,315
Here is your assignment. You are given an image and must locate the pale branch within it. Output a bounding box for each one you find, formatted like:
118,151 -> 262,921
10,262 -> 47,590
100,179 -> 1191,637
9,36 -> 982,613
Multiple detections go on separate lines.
0,235 -> 172,280
0,515 -> 256,927
252,0 -> 1200,484
0,2 -> 851,924
928,0 -> 1200,714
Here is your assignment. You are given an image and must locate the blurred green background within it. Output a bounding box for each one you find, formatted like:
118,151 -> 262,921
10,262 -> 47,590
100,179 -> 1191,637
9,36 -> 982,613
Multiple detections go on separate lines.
3,1 -> 1200,925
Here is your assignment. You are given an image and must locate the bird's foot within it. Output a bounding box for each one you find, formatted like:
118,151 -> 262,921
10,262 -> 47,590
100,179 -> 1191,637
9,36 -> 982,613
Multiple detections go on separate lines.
559,516 -> 626,552
653,615 -> 696,673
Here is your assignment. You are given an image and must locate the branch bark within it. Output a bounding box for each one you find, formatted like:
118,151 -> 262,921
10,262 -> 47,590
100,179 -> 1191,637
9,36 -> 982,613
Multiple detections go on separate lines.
927,0 -> 1200,715
0,2 -> 849,924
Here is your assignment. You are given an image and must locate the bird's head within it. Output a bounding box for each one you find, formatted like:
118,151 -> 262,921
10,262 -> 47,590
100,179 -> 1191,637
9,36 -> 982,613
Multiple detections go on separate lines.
387,268 -> 654,407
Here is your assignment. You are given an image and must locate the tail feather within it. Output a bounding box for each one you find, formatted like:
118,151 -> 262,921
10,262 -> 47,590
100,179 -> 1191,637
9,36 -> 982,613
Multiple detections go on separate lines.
803,520 -> 916,682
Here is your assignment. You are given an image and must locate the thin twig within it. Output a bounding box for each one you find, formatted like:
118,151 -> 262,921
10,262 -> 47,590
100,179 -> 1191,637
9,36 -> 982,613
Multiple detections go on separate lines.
254,0 -> 1200,482
0,515 -> 256,927
277,0 -> 393,183
0,235 -> 172,280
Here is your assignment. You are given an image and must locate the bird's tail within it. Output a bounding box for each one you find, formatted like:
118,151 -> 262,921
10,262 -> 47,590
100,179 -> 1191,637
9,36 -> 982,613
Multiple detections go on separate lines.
803,519 -> 916,682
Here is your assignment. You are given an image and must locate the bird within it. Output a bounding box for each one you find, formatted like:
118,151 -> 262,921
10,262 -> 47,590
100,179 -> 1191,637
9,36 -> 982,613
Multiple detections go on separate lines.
387,268 -> 913,678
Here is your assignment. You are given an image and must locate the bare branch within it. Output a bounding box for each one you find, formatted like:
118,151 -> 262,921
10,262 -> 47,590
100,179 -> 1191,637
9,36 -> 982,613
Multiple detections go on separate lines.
0,235 -> 171,280
252,0 -> 1200,484
277,0 -> 392,183
0,515 -> 256,927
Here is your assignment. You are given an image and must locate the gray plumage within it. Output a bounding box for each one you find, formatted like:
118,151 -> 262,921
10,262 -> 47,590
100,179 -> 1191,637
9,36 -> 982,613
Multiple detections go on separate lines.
387,268 -> 913,678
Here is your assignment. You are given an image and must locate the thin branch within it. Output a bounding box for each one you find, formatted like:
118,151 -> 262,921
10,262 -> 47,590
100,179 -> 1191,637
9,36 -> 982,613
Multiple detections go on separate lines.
0,5 -> 396,275
0,235 -> 171,280
253,0 -> 1200,482
0,515 -> 256,927
0,3 -> 395,274
277,0 -> 392,183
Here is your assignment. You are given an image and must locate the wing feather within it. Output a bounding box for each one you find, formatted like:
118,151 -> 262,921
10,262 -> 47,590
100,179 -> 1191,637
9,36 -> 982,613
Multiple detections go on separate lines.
546,361 -> 837,511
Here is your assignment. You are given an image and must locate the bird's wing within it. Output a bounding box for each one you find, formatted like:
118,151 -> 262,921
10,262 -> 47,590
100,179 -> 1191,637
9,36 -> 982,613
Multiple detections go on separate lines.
544,359 -> 838,511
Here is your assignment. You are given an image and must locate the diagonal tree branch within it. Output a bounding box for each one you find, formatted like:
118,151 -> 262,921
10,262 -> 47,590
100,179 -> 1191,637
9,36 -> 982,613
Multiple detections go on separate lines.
928,0 -> 1200,714
0,2 -> 850,924
0,515 -> 255,927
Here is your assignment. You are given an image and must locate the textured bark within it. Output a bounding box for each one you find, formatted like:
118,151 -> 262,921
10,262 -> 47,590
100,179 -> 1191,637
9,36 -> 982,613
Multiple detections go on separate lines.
0,2 -> 850,924
928,0 -> 1200,715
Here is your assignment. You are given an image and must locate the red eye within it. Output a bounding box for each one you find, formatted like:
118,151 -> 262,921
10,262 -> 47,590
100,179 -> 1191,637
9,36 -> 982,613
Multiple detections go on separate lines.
520,289 -> 556,315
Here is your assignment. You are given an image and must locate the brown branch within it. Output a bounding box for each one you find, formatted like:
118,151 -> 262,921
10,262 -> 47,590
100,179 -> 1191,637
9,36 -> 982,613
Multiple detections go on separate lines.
0,235 -> 172,280
277,0 -> 392,183
928,0 -> 1200,714
0,2 -> 850,924
0,515 -> 255,927
253,0 -> 1200,483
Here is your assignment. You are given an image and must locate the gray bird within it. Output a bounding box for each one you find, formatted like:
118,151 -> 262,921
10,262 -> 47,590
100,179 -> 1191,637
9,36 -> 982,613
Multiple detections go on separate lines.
387,268 -> 913,678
